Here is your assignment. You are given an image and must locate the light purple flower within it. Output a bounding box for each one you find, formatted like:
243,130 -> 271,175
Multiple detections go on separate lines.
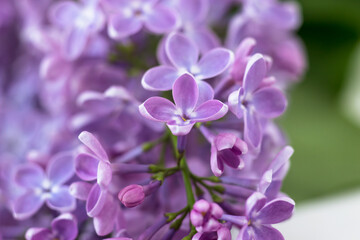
13,153 -> 75,220
211,133 -> 248,177
142,33 -> 233,104
192,226 -> 231,240
190,199 -> 223,232
228,54 -> 287,147
139,74 -> 228,135
101,0 -> 177,39
233,192 -> 294,240
25,213 -> 78,240
49,0 -> 105,60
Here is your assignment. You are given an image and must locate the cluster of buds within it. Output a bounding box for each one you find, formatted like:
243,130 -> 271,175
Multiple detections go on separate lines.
0,0 -> 305,239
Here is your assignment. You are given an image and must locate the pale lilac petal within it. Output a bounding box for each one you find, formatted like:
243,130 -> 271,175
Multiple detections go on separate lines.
78,131 -> 108,161
243,54 -> 267,93
211,145 -> 224,177
49,1 -> 80,28
141,66 -> 179,91
245,192 -> 267,218
196,48 -> 234,79
197,81 -> 214,106
166,33 -> 199,69
47,186 -> 76,212
167,121 -> 195,136
25,228 -> 52,240
191,100 -> 228,122
178,0 -> 208,22
139,97 -> 177,122
15,164 -> 45,189
86,184 -> 107,217
252,225 -> 284,240
47,152 -> 74,186
256,197 -> 295,224
270,146 -> 294,175
189,27 -> 220,54
13,191 -> 44,220
75,153 -> 99,181
63,27 -> 88,60
97,161 -> 112,188
228,89 -> 244,119
238,226 -> 250,240
232,37 -> 256,82
108,15 -> 142,39
52,213 -> 78,240
145,5 -> 177,33
244,109 -> 261,147
173,74 -> 198,113
253,87 -> 287,118
93,194 -> 117,236
265,2 -> 300,30
217,226 -> 232,240
69,181 -> 93,200
215,133 -> 237,151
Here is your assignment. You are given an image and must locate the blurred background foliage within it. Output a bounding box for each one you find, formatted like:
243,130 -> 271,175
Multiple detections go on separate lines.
281,0 -> 360,202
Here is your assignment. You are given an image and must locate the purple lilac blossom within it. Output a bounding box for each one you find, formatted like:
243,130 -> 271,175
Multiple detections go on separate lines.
0,0 -> 305,238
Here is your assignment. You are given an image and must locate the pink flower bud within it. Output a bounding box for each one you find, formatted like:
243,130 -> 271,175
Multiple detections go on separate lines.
118,185 -> 145,208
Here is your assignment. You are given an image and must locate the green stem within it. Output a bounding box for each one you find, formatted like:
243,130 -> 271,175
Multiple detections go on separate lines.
180,156 -> 195,207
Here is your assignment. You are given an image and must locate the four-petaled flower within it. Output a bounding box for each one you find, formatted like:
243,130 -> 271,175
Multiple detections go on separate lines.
139,73 -> 228,136
228,54 -> 287,147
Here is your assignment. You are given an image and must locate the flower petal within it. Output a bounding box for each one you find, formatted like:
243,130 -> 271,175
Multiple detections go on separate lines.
197,81 -> 214,106
196,48 -> 234,79
78,131 -> 108,161
141,66 -> 179,91
47,152 -> 74,186
13,191 -> 44,220
75,153 -> 99,181
93,194 -> 117,236
166,121 -> 195,136
25,228 -> 52,240
166,33 -> 199,69
211,145 -> 224,177
243,54 -> 267,93
52,213 -> 78,240
49,1 -> 80,28
108,15 -> 142,39
245,192 -> 267,219
145,5 -> 177,33
15,164 -> 45,189
97,161 -> 112,188
139,97 -> 177,122
244,109 -> 261,147
256,197 -> 295,224
253,87 -> 287,118
190,27 -> 220,54
191,100 -> 228,122
69,181 -> 93,200
173,74 -> 198,113
231,37 -> 256,82
63,27 -> 88,60
252,225 -> 285,240
86,184 -> 107,217
47,186 -> 76,212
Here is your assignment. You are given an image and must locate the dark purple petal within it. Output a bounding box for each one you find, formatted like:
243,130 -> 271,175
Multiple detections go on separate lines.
243,54 -> 267,93
108,15 -> 142,39
25,228 -> 52,240
69,181 -> 93,200
52,213 -> 78,240
13,191 -> 44,220
253,87 -> 287,118
139,97 -> 177,122
46,186 -> 76,212
47,152 -> 74,186
197,80 -> 214,106
173,74 -> 198,113
97,161 -> 112,188
218,150 -> 241,169
191,100 -> 228,122
86,184 -> 107,217
245,192 -> 267,219
49,1 -> 80,28
252,225 -> 285,240
256,197 -> 295,224
63,27 -> 88,60
166,33 -> 199,69
78,131 -> 108,161
144,5 -> 177,33
196,48 -> 234,79
15,164 -> 45,189
141,66 -> 179,91
75,153 -> 99,181
244,109 -> 261,147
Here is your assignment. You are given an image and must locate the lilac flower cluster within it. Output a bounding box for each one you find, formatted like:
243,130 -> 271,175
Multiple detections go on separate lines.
0,0 -> 306,239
